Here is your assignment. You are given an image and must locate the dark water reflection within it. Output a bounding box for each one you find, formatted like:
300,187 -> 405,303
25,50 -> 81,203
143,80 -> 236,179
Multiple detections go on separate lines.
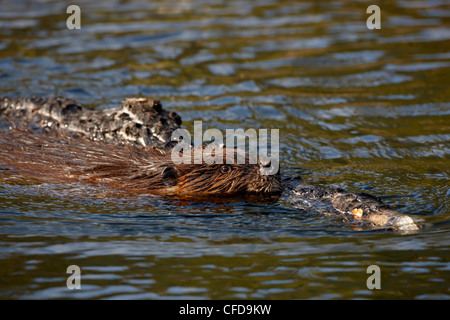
0,0 -> 449,299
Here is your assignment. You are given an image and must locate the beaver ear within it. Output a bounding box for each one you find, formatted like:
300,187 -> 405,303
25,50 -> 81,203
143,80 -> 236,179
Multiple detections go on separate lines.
161,165 -> 180,187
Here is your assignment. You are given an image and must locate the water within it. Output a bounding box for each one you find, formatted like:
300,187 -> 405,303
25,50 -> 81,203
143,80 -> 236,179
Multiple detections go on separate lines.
0,0 -> 449,299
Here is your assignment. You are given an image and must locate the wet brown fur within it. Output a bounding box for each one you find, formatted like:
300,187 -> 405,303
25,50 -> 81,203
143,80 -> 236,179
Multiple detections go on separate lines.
0,128 -> 282,196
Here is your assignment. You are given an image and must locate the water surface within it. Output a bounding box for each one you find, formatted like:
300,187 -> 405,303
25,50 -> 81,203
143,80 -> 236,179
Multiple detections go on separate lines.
0,0 -> 449,299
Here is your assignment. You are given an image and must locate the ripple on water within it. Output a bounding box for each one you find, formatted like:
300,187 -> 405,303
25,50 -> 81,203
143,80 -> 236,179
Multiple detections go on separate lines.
0,0 -> 449,300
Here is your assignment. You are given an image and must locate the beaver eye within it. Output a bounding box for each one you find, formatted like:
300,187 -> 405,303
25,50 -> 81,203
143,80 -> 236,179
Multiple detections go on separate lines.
220,165 -> 230,173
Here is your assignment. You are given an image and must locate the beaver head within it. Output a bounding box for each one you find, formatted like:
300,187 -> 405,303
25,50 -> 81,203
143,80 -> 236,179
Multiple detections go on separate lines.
160,147 -> 282,195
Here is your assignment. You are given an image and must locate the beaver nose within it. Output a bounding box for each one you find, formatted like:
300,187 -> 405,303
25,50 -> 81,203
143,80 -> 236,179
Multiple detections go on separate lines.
260,158 -> 271,168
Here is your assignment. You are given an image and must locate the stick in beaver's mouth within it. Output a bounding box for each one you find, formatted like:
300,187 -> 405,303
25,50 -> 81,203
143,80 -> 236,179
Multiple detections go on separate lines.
283,176 -> 419,232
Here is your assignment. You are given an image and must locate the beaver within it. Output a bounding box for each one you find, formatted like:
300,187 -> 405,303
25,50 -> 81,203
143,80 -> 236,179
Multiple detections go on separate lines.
0,96 -> 419,231
0,128 -> 282,197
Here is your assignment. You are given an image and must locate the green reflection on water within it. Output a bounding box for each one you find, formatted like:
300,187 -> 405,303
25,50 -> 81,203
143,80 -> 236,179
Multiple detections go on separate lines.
0,0 -> 449,299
